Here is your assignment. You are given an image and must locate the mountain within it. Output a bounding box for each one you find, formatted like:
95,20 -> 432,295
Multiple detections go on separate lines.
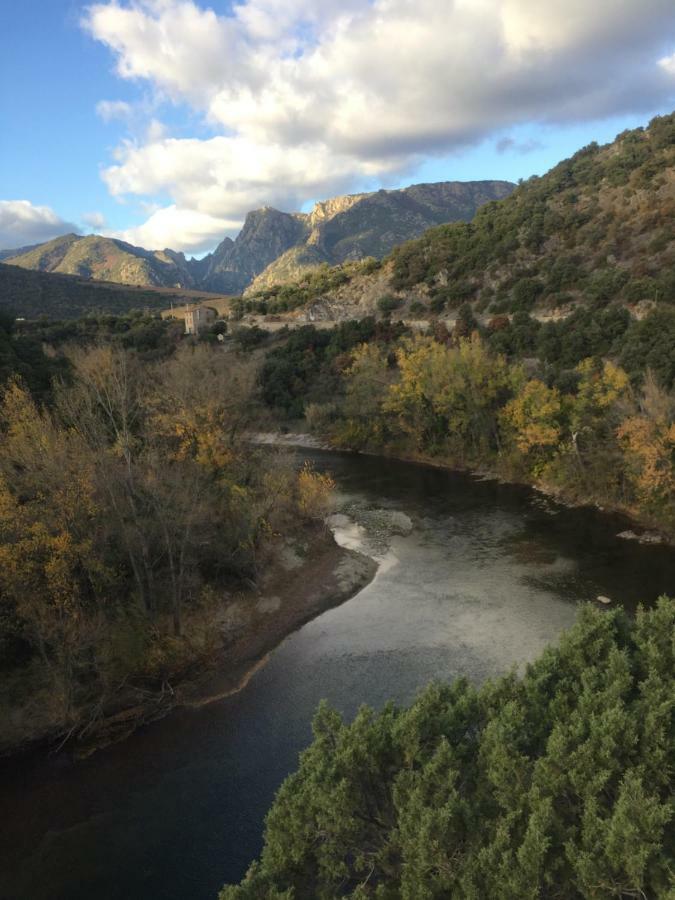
249,112 -> 674,321
198,208 -> 307,293
5,234 -> 195,289
2,181 -> 515,296
235,181 -> 515,293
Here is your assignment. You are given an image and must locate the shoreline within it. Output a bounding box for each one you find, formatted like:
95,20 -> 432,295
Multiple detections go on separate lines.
0,532 -> 378,761
252,431 -> 674,547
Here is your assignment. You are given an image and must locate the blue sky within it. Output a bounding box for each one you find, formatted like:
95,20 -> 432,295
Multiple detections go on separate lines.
1,0 -> 674,254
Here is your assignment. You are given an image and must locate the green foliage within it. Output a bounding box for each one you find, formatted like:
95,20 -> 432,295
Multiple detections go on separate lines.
0,312 -> 68,399
618,307 -> 675,389
388,113 -> 675,316
20,312 -> 184,362
377,294 -> 403,315
258,319 -> 393,418
222,598 -> 675,899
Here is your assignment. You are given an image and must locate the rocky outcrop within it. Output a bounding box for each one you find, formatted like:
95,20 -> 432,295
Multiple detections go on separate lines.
245,180 -> 515,293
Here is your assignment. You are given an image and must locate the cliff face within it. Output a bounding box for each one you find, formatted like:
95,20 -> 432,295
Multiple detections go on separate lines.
197,209 -> 308,294
244,181 -> 515,293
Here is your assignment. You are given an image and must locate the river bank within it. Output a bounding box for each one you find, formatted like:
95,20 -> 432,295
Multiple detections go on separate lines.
252,431 -> 674,546
0,530 -> 377,760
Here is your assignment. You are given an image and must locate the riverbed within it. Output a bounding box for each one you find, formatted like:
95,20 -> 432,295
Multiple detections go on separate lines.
1,449 -> 673,900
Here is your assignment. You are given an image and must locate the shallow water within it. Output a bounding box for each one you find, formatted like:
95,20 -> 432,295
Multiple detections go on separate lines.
1,450 -> 673,900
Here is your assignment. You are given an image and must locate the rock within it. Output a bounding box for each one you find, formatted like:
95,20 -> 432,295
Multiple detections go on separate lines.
617,529 -> 664,544
385,510 -> 413,535
597,595 -> 612,605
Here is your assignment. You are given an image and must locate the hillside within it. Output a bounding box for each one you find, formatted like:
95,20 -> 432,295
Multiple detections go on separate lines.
5,233 -> 195,288
246,113 -> 674,323
0,263 -> 228,319
243,180 -> 515,292
389,113 -> 675,315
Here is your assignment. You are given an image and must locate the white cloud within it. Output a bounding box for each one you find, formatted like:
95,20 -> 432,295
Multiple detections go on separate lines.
115,205 -> 241,254
83,0 -> 675,251
0,200 -> 78,251
96,99 -> 134,122
82,211 -> 108,230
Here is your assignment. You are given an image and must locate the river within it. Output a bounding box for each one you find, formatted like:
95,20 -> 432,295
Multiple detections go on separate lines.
0,449 -> 673,900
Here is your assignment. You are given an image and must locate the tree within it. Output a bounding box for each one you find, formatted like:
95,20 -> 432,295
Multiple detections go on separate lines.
617,372 -> 675,525
501,379 -> 563,462
385,334 -> 519,456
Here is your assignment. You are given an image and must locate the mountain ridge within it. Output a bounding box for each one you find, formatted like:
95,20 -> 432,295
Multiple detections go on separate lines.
3,179 -> 515,295
240,112 -> 674,324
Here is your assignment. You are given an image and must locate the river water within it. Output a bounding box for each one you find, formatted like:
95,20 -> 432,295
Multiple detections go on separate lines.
1,450 -> 673,900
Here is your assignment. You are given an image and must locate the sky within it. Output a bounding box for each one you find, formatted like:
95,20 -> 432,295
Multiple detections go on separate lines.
1,0 -> 674,257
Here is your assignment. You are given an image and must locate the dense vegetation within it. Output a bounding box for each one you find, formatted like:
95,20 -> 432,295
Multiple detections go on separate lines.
389,113 -> 675,315
0,340 -> 331,752
0,310 -> 68,399
251,310 -> 674,534
222,598 -> 674,899
17,311 -> 187,361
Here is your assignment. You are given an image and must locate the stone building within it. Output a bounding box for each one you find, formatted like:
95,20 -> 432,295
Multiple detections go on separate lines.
184,304 -> 217,335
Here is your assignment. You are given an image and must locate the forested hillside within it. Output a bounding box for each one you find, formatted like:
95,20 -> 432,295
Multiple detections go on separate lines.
389,113 -> 675,315
243,113 -> 674,321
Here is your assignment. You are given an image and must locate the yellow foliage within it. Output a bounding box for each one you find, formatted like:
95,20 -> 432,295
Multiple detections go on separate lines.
618,414 -> 675,506
576,359 -> 630,412
385,334 -> 519,446
501,380 -> 563,454
296,463 -> 335,521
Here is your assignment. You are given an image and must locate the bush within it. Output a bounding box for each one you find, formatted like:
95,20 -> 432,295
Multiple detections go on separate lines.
377,294 -> 403,315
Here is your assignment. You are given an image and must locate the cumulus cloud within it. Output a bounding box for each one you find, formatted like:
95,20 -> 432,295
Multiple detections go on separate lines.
82,211 -> 108,230
83,0 -> 675,252
116,205 -> 242,254
96,99 -> 133,122
0,200 -> 78,251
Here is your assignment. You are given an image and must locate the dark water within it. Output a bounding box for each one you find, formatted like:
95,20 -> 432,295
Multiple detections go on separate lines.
1,451 -> 673,900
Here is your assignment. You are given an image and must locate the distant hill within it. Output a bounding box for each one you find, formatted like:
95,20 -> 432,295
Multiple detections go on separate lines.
0,242 -> 41,261
249,113 -> 674,322
0,263 -> 229,320
5,233 -> 195,289
2,180 -> 515,296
